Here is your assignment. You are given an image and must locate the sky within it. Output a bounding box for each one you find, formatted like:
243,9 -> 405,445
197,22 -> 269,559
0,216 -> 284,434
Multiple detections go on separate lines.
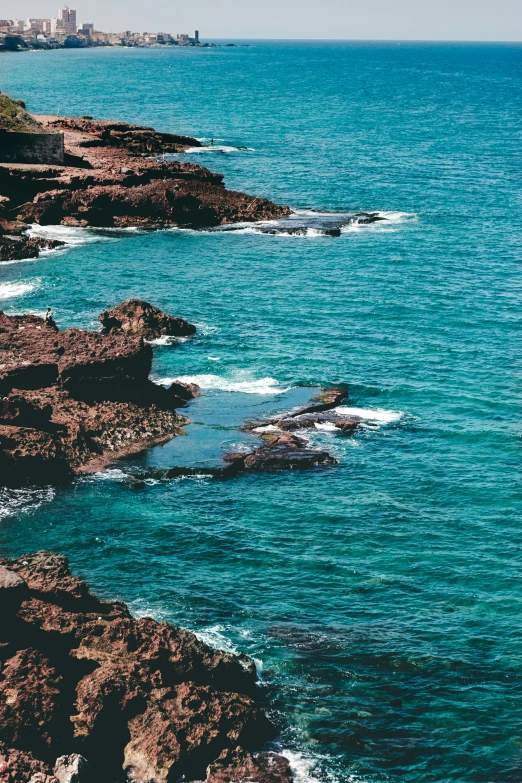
3,0 -> 522,41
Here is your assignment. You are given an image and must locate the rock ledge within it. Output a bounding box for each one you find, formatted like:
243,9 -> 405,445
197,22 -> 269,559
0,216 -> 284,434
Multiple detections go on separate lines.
0,551 -> 292,783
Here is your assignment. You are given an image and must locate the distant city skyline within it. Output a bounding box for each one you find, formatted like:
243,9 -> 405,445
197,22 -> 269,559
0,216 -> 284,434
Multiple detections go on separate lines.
1,0 -> 521,41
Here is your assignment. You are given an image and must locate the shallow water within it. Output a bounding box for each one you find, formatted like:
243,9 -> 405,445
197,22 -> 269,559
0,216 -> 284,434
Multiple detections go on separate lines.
1,41 -> 521,782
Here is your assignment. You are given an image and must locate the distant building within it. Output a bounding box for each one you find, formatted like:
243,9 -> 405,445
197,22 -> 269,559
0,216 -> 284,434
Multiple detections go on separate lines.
25,19 -> 53,33
195,30 -> 199,42
56,7 -> 76,34
78,22 -> 94,37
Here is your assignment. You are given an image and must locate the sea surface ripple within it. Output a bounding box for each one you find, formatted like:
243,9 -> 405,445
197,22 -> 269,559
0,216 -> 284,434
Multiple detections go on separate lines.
1,41 -> 521,783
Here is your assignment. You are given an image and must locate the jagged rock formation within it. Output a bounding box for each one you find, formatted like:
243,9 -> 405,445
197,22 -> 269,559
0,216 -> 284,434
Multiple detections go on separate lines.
0,552 -> 292,783
99,299 -> 196,339
0,303 -> 197,486
0,100 -> 291,261
242,389 -> 362,435
0,216 -> 64,262
224,431 -> 337,472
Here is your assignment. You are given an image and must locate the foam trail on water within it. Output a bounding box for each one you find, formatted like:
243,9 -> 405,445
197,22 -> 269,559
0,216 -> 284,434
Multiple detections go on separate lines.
156,372 -> 290,395
0,487 -> 55,520
146,335 -> 189,346
0,281 -> 36,299
185,144 -> 254,154
334,406 -> 404,424
27,224 -> 143,246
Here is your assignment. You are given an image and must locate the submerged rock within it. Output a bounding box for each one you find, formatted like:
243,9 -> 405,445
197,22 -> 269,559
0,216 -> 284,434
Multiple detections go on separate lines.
224,431 -> 337,472
99,299 -> 196,339
0,552 -> 288,783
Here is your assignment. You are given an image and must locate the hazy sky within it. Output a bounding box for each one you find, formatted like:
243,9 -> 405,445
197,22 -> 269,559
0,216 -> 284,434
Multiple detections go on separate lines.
3,0 -> 522,40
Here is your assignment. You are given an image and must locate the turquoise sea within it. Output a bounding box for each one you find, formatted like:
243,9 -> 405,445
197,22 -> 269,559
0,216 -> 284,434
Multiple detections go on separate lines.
1,41 -> 521,782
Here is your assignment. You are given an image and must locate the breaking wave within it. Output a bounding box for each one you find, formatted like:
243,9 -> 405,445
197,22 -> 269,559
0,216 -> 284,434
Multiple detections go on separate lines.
27,224 -> 143,247
0,487 -> 55,520
0,281 -> 37,299
334,406 -> 404,424
213,210 -> 417,238
156,372 -> 291,395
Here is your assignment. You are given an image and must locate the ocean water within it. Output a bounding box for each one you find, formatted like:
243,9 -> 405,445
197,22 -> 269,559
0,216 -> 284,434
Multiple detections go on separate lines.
1,41 -> 521,782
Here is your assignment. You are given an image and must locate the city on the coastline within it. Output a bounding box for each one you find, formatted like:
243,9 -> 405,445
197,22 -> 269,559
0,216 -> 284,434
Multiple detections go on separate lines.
0,6 -> 208,50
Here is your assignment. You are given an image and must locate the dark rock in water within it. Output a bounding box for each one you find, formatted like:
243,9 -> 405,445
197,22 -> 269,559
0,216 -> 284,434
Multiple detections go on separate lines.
207,747 -> 293,783
98,299 -> 196,339
270,412 -> 360,435
224,432 -> 337,472
282,387 -> 348,418
215,212 -> 387,237
0,552 -> 285,783
0,308 -> 196,487
0,218 -> 64,263
243,388 -> 357,436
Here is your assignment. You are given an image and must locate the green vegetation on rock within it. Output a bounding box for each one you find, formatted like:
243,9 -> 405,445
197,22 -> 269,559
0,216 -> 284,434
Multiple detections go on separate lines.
0,93 -> 43,133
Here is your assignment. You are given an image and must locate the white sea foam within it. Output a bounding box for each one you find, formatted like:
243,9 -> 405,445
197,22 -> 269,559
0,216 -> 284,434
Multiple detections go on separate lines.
184,144 -> 255,154
314,422 -> 341,432
253,424 -> 282,433
279,750 -> 339,783
27,224 -> 143,247
156,372 -> 290,395
194,624 -> 240,654
334,406 -> 404,424
342,210 -> 416,233
0,281 -> 36,299
146,335 -> 187,346
0,487 -> 55,520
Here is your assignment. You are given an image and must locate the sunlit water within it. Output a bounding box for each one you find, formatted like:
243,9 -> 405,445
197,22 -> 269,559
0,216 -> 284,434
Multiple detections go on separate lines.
1,42 -> 521,782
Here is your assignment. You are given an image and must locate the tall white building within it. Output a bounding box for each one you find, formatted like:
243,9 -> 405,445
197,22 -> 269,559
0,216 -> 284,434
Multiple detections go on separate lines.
56,6 -> 76,34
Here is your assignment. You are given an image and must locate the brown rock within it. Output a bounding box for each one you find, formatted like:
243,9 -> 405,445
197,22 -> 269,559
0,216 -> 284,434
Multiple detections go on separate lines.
0,649 -> 62,755
99,299 -> 196,339
123,682 -> 275,782
3,110 -> 290,254
7,552 -> 124,612
207,747 -> 293,783
0,743 -> 55,783
0,552 -> 280,783
0,310 -> 189,486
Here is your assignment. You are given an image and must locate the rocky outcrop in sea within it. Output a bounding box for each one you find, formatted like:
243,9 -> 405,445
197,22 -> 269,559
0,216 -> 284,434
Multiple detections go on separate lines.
0,103 -> 291,261
0,551 -> 293,783
0,301 -> 197,486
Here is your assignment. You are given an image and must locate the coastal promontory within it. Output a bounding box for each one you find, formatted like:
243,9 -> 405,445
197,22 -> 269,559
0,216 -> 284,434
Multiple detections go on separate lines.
0,93 -> 291,262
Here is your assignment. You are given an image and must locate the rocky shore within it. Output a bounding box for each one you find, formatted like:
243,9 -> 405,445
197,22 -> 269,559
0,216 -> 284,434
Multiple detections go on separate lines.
0,300 -> 198,486
0,97 -> 291,262
0,551 -> 292,783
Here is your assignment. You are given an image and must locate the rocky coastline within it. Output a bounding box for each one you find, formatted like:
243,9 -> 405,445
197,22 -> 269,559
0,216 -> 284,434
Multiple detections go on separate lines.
0,551 -> 293,783
0,300 -> 199,486
0,97 -> 291,262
